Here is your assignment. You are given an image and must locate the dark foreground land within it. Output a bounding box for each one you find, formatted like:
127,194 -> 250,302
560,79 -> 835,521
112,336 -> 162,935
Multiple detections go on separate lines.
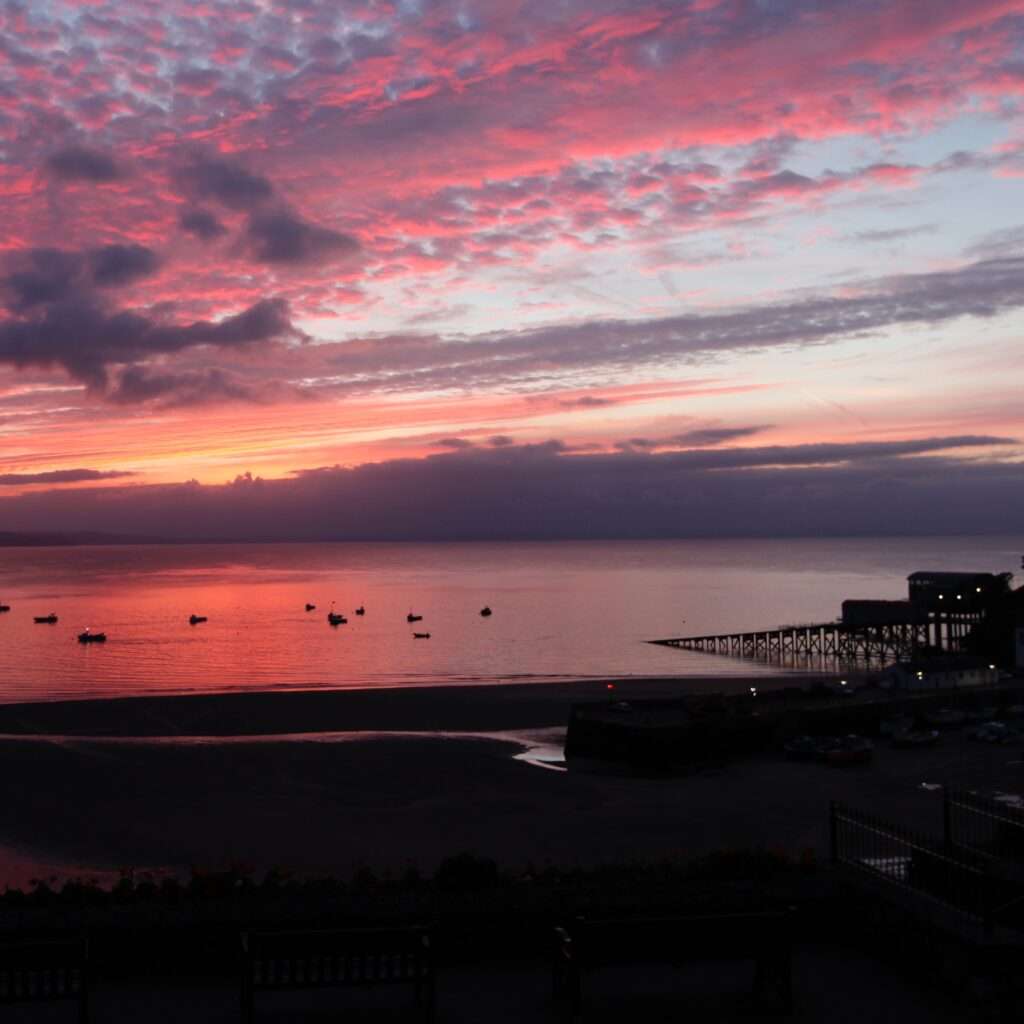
0,677 -> 1020,882
1,679 -> 1022,1021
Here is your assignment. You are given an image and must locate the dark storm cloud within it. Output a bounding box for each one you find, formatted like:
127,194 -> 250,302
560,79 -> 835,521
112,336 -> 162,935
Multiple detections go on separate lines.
617,432 -> 779,451
245,209 -> 361,264
45,145 -> 121,182
179,154 -> 274,210
88,244 -> 160,286
4,249 -> 81,311
613,435 -> 1015,467
108,366 -> 301,407
667,426 -> 771,447
175,154 -> 358,263
0,468 -> 135,486
0,436 -> 1020,542
3,246 -> 160,311
0,297 -> 300,389
178,208 -> 227,240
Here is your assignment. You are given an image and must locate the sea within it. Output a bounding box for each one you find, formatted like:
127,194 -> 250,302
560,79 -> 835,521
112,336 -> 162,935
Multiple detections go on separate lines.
0,535 -> 1019,704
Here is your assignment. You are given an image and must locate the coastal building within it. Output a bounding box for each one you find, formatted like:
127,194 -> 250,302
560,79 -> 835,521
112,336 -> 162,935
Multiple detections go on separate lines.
841,600 -> 925,627
881,655 -> 998,691
906,571 -> 1010,612
655,567 -> 1021,670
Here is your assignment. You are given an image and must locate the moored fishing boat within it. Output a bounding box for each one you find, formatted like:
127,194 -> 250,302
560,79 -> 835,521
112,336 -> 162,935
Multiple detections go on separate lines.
825,734 -> 873,764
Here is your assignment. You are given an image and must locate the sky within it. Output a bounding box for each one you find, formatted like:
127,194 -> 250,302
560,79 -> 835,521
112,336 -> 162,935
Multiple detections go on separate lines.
0,0 -> 1023,540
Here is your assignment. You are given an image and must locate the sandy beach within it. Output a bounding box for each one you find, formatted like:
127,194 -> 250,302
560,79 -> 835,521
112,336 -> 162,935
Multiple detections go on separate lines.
0,674 -> 828,736
0,675 -> 1016,890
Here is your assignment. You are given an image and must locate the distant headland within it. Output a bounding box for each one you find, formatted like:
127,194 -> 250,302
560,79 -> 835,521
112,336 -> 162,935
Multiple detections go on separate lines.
0,530 -> 172,547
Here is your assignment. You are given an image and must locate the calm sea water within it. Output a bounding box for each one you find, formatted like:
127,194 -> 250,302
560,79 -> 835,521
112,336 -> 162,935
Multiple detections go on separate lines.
0,536 -> 1019,703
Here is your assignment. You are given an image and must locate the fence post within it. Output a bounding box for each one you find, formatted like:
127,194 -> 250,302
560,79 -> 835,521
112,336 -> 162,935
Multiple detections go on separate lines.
829,801 -> 840,865
983,859 -> 995,937
943,786 -> 953,855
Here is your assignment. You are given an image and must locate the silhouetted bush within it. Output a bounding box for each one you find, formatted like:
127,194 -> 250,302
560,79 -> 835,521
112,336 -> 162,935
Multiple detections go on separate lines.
434,852 -> 500,891
685,847 -> 793,881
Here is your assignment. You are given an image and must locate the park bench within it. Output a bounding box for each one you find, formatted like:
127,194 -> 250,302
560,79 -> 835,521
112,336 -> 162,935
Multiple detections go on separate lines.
552,909 -> 794,1020
0,935 -> 90,1022
240,925 -> 434,1022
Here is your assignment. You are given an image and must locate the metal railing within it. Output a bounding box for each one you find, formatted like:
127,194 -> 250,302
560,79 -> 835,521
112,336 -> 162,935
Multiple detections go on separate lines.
945,789 -> 1024,863
830,800 -> 995,928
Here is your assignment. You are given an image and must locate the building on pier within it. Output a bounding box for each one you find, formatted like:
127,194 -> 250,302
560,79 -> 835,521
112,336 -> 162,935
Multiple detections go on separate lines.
651,567 -> 1019,670
906,571 -> 1011,612
841,600 -> 925,628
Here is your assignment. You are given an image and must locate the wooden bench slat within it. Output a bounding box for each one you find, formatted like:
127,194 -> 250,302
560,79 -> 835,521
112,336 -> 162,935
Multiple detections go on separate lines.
0,938 -> 89,1022
241,926 -> 434,1023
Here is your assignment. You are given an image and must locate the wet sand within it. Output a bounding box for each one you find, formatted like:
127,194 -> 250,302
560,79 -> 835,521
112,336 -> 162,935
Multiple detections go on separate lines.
0,674 -> 819,737
1,675 -> 1016,889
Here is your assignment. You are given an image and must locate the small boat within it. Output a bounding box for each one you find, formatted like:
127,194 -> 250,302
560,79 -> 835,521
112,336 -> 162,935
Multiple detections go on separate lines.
412,632 -> 431,639
328,612 -> 347,625
407,612 -> 422,623
355,605 -> 365,616
34,613 -> 58,624
480,606 -> 492,617
305,603 -> 316,612
189,614 -> 207,625
78,630 -> 106,643
826,734 -> 873,765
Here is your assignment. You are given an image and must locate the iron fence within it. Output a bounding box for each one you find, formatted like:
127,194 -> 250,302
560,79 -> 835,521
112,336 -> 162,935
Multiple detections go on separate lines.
945,789 -> 1024,863
830,801 -> 995,928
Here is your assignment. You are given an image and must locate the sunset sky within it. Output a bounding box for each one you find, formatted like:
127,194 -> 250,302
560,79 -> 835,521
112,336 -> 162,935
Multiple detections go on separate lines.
1,0 -> 1023,539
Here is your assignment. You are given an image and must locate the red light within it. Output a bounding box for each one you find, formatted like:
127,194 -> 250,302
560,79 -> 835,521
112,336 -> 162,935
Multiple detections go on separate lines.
606,683 -> 615,691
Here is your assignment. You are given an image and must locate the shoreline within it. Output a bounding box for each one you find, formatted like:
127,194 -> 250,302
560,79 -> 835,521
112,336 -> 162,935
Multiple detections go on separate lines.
0,673 -> 830,737
0,672 -> 1017,894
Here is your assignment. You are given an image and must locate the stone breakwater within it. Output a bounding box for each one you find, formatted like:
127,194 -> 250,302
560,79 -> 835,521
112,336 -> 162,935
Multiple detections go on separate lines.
565,680 -> 1024,769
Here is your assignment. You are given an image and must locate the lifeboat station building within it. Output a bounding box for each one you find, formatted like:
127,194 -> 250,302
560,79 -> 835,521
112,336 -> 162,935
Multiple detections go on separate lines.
906,571 -> 1010,612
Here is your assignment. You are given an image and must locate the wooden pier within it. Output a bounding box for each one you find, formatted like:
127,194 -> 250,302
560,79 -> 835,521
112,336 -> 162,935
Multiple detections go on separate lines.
650,613 -> 979,666
651,570 -> 1009,669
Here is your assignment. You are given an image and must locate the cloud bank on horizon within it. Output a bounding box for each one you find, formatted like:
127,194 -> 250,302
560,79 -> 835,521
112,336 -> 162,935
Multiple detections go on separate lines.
0,0 -> 1022,538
